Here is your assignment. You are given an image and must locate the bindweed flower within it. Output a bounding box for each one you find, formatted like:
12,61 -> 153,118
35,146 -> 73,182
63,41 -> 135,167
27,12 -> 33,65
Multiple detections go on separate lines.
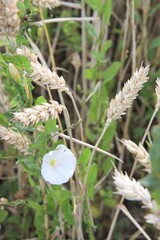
41,145 -> 76,185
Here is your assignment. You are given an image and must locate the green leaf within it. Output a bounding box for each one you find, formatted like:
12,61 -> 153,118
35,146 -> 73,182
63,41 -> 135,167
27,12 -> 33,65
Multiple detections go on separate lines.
85,67 -> 98,81
61,202 -> 75,225
45,119 -> 57,135
85,0 -> 102,13
101,40 -> 112,54
104,0 -> 112,24
0,210 -> 8,223
34,96 -> 47,105
17,2 -> 26,15
149,126 -> 160,178
27,200 -> 42,212
149,37 -> 160,51
0,113 -> 9,126
140,174 -> 160,189
102,62 -> 121,84
79,148 -> 91,167
100,121 -> 116,151
87,163 -> 98,199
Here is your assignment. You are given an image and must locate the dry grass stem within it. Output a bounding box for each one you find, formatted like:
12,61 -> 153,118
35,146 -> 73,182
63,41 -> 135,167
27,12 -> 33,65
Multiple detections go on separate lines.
16,47 -> 71,95
0,125 -> 31,155
120,139 -> 151,173
31,0 -> 61,9
106,65 -> 149,123
13,101 -> 64,126
120,205 -> 152,240
155,78 -> 160,110
0,77 -> 9,112
113,168 -> 152,208
0,0 -> 19,39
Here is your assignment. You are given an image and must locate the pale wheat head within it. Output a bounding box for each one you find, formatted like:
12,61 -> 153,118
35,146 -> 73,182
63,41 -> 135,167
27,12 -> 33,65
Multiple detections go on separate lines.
13,101 -> 65,126
31,0 -> 61,9
106,65 -> 149,124
0,0 -> 19,39
121,139 -> 151,173
113,168 -> 152,208
145,201 -> 160,230
16,46 -> 71,95
0,125 -> 31,155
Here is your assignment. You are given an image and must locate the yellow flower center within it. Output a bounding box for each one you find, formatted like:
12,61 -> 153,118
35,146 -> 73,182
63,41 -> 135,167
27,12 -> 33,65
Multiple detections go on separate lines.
50,159 -> 56,166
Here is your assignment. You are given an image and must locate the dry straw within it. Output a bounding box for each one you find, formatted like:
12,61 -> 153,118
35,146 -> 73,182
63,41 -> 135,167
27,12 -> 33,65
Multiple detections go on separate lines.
106,64 -> 149,124
113,168 -> 152,208
0,0 -> 19,39
0,125 -> 31,155
0,78 -> 9,113
31,0 -> 61,9
16,46 -> 71,95
120,139 -> 151,173
155,78 -> 160,110
13,101 -> 64,126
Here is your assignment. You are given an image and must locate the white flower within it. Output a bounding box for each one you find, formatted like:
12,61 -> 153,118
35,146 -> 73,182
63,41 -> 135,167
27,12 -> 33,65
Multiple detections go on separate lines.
41,145 -> 76,185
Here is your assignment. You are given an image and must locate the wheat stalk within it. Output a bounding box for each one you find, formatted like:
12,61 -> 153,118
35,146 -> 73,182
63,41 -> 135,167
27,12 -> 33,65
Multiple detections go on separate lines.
31,0 -> 61,9
0,125 -> 31,155
113,168 -> 152,208
0,0 -> 19,39
106,64 -> 149,124
13,101 -> 65,126
120,139 -> 151,173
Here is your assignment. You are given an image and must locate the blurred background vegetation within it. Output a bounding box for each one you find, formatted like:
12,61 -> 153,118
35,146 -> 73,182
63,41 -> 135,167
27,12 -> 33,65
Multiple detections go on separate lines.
0,0 -> 160,239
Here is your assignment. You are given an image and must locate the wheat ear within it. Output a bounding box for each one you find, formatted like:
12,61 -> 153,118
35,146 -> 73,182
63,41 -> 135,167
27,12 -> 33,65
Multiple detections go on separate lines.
13,101 -> 65,126
16,46 -> 71,95
31,0 -> 61,9
106,64 -> 149,124
113,168 -> 152,208
0,0 -> 19,40
0,125 -> 31,155
120,139 -> 151,173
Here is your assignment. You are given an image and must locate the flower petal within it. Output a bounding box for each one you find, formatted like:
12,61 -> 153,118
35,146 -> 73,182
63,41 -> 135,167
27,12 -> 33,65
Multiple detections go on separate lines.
41,144 -> 76,185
